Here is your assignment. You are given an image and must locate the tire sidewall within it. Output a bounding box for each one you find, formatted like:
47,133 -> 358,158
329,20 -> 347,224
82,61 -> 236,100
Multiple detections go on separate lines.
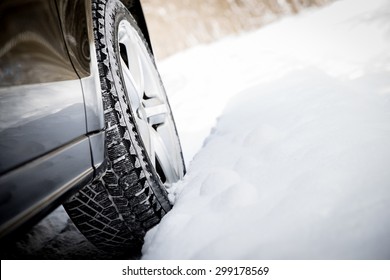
102,0 -> 173,211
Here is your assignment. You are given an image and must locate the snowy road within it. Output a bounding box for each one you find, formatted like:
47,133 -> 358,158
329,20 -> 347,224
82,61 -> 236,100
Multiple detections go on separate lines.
2,0 -> 390,259
142,0 -> 390,259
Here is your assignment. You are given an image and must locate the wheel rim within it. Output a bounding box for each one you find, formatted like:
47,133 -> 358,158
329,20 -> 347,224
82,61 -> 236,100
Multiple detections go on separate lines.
117,19 -> 183,188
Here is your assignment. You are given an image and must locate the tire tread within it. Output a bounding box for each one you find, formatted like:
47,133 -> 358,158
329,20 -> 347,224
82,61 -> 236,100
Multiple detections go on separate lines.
63,0 -> 174,256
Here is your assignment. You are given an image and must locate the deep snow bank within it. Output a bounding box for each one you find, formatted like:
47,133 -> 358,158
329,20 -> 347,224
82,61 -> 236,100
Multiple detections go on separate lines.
142,0 -> 390,259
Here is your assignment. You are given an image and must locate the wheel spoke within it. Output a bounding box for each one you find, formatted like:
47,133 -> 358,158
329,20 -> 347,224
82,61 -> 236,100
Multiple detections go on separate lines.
137,50 -> 157,99
119,23 -> 145,96
131,50 -> 145,96
120,57 -> 141,110
117,19 -> 184,188
135,117 -> 152,161
142,97 -> 168,126
150,127 -> 178,186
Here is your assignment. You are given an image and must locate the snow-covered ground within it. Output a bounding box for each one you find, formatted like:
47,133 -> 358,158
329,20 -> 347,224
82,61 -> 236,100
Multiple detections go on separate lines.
142,0 -> 390,259
3,0 -> 390,260
0,207 -> 115,259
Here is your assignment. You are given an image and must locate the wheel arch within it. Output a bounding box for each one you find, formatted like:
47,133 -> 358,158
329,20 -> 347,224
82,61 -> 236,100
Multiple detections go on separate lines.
120,0 -> 154,53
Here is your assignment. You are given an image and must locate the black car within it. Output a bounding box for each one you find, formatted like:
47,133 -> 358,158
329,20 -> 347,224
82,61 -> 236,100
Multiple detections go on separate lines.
0,0 -> 185,255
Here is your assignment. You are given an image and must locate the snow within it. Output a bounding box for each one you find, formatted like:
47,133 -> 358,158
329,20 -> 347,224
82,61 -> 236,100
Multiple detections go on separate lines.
142,0 -> 390,259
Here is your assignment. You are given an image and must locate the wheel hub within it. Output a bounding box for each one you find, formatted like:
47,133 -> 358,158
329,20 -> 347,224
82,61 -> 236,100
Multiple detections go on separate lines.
117,20 -> 183,188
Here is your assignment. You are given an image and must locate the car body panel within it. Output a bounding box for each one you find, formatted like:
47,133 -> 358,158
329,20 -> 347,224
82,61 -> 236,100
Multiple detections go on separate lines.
0,0 -> 152,240
0,0 -> 96,239
0,136 -> 94,238
0,81 -> 87,174
56,0 -> 105,133
56,0 -> 91,78
0,0 -> 79,86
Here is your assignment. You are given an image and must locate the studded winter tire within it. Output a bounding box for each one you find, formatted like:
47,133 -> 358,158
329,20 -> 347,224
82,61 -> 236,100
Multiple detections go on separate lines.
63,0 -> 185,256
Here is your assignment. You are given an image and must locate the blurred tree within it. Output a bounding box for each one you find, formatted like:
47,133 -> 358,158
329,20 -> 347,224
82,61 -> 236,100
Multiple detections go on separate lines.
142,0 -> 332,59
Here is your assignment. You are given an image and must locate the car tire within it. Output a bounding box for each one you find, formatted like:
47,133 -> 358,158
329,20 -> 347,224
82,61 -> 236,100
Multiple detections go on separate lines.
63,0 -> 185,256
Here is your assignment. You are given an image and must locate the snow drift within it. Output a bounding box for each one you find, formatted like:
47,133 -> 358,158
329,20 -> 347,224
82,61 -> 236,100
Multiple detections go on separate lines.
142,0 -> 390,259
